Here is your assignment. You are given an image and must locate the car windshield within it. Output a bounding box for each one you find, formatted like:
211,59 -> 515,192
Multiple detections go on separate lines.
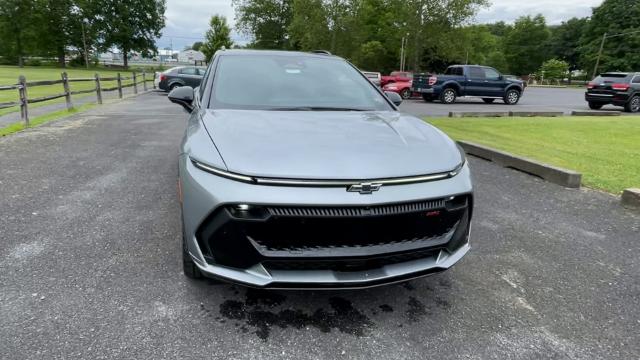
210,54 -> 392,111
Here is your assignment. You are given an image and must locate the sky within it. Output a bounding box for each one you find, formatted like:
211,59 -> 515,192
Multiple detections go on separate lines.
157,0 -> 605,51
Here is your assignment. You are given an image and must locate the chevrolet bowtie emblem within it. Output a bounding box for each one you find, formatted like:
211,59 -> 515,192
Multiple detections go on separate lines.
347,183 -> 382,194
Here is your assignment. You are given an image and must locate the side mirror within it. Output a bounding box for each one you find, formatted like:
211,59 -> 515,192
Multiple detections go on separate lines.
385,91 -> 403,106
168,86 -> 194,113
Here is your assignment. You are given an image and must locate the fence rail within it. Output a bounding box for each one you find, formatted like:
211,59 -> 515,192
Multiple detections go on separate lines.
0,71 -> 156,128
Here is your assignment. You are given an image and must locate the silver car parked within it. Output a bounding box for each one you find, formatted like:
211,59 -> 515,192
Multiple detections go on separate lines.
168,49 -> 473,289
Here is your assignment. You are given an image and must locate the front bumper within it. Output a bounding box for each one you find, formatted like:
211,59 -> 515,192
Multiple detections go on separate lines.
180,156 -> 473,289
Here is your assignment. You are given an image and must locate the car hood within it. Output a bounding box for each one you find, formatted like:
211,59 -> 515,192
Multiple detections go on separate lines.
201,109 -> 462,180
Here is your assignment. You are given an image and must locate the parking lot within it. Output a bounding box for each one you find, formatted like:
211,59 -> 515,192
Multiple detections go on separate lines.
399,86 -> 607,117
1,92 -> 639,359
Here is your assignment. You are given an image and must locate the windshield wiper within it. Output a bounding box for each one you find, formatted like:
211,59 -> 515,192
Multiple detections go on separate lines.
268,106 -> 371,111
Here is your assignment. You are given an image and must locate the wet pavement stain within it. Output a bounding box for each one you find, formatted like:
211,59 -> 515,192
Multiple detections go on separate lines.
218,295 -> 374,341
406,297 -> 428,322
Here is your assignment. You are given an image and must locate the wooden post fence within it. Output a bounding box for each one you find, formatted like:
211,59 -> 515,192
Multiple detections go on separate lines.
117,73 -> 123,99
18,75 -> 29,127
95,73 -> 103,105
61,72 -> 73,110
132,72 -> 138,94
142,72 -> 147,91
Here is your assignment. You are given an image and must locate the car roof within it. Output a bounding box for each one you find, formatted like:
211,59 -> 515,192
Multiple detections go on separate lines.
216,49 -> 341,60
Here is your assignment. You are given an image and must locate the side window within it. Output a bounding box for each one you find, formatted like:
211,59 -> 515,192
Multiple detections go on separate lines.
484,68 -> 501,81
633,76 -> 640,84
445,67 -> 463,76
179,67 -> 198,75
469,67 -> 485,79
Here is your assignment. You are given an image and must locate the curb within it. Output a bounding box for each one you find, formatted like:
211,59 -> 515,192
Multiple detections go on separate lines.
449,111 -> 509,118
621,189 -> 640,209
571,111 -> 621,116
509,111 -> 564,117
527,85 -> 567,89
449,111 -> 565,118
458,141 -> 582,188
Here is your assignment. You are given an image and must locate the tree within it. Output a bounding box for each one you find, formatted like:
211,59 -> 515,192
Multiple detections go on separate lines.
192,41 -> 204,51
200,15 -> 233,61
0,0 -> 38,67
97,0 -> 166,68
539,58 -> 569,82
579,0 -> 640,74
547,18 -> 588,72
233,0 -> 294,49
503,15 -> 551,75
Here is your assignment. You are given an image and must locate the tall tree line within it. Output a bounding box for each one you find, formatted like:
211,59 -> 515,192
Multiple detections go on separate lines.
232,0 -> 640,76
233,0 -> 489,74
0,0 -> 166,68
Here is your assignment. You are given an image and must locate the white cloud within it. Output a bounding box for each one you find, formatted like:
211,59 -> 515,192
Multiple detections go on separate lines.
476,0 -> 604,24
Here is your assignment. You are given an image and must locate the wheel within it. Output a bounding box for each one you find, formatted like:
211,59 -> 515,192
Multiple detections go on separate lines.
440,88 -> 457,104
169,83 -> 181,91
588,102 -> 604,110
422,94 -> 434,102
624,95 -> 640,113
482,98 -> 495,104
400,89 -> 412,100
503,89 -> 520,105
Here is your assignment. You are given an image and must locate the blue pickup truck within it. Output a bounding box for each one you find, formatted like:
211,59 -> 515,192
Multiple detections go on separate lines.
412,65 -> 525,105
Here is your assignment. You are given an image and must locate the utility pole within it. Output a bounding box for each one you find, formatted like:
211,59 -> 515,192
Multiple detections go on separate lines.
592,33 -> 606,79
400,37 -> 405,72
81,18 -> 89,69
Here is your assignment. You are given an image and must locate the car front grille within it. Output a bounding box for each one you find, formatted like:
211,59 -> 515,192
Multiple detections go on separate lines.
266,198 -> 446,218
196,195 -> 471,270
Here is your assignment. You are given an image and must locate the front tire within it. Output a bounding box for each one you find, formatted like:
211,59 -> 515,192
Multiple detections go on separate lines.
624,95 -> 640,113
588,102 -> 604,110
400,88 -> 412,100
440,88 -> 457,104
482,98 -> 495,104
504,89 -> 520,105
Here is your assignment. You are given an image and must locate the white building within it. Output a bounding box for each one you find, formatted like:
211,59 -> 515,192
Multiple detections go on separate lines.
178,50 -> 206,63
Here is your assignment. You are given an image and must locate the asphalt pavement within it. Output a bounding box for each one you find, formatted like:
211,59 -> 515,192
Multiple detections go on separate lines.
399,86 -> 616,117
1,92 -> 638,359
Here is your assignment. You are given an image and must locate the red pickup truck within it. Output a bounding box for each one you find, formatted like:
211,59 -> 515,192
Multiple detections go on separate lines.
381,71 -> 413,87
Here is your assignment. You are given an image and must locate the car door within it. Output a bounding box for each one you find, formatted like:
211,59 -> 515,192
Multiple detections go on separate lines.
482,67 -> 505,97
465,66 -> 486,96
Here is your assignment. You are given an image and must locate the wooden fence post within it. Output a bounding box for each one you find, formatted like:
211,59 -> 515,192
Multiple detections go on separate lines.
94,73 -> 103,105
61,72 -> 73,110
18,75 -> 29,127
142,72 -> 147,91
132,72 -> 138,94
117,72 -> 123,99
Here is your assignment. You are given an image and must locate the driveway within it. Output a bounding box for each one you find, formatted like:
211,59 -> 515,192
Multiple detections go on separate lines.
399,87 -> 621,117
1,92 -> 638,359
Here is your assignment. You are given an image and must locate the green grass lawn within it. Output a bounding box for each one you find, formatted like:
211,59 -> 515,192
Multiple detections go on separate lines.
427,116 -> 640,194
0,66 -> 152,116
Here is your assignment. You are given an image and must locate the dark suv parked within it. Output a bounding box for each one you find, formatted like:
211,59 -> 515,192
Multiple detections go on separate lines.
157,66 -> 207,91
586,72 -> 640,112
